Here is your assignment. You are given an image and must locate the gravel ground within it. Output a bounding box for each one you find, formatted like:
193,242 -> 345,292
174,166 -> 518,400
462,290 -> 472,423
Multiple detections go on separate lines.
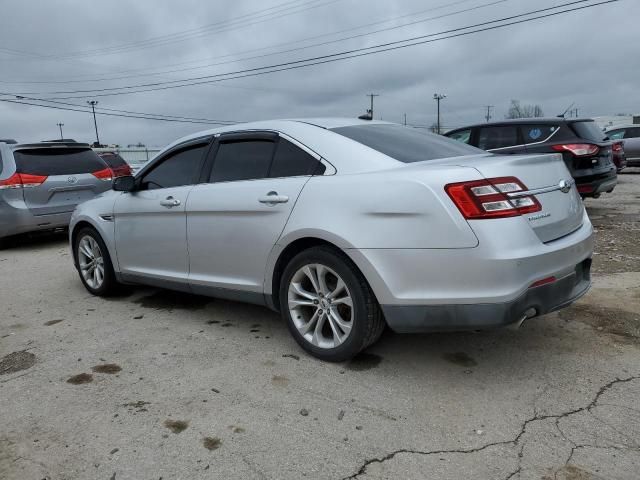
1,170 -> 639,480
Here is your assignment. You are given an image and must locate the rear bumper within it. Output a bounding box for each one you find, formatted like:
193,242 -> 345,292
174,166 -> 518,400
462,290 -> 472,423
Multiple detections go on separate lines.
575,171 -> 617,196
381,259 -> 591,333
626,157 -> 640,167
0,203 -> 71,238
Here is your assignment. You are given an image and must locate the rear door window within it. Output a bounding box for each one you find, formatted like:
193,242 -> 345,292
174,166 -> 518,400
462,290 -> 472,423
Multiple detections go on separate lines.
606,129 -> 625,140
626,127 -> 640,138
571,121 -> 607,142
477,126 -> 519,150
140,143 -> 207,190
13,148 -> 106,175
98,153 -> 128,168
520,124 -> 558,144
269,139 -> 324,177
447,129 -> 472,144
210,140 -> 275,182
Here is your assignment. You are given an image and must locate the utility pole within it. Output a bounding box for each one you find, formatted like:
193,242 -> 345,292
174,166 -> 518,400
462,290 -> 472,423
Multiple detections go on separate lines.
433,93 -> 446,134
366,93 -> 379,119
87,100 -> 100,146
484,105 -> 494,123
403,113 -> 407,125
56,122 -> 64,140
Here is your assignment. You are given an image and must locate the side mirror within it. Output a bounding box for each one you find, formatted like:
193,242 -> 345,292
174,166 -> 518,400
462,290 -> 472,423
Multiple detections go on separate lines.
113,175 -> 136,192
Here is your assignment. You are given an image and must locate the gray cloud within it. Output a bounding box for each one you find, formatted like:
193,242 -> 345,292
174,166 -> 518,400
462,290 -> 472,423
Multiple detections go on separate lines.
0,0 -> 636,146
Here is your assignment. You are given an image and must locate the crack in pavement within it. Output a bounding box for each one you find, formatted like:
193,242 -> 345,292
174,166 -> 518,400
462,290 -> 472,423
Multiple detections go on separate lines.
341,375 -> 640,480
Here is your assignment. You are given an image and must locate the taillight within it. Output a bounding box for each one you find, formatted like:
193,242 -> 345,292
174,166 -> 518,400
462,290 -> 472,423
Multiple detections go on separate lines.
552,144 -> 599,157
0,172 -> 48,190
111,165 -> 132,177
92,168 -> 113,181
612,142 -> 624,153
577,185 -> 594,194
445,176 -> 541,220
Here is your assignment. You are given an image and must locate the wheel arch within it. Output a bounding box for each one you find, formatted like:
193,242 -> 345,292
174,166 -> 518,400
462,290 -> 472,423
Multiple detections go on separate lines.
70,218 -> 119,272
267,234 -> 387,313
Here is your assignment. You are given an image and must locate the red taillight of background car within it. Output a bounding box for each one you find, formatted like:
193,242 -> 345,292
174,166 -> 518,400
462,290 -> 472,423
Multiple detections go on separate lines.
92,168 -> 113,181
445,176 -> 542,220
552,143 -> 599,157
612,142 -> 624,153
0,172 -> 48,190
110,164 -> 132,177
577,185 -> 594,194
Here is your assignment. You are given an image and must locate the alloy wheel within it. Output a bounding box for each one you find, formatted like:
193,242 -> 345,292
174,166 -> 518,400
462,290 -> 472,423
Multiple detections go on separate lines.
288,263 -> 354,349
78,235 -> 105,290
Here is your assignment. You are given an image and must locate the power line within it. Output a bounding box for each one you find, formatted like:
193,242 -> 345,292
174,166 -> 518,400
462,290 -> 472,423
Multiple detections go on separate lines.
0,0 -> 492,84
37,0 -> 339,61
0,98 -> 238,125
1,0 -> 617,101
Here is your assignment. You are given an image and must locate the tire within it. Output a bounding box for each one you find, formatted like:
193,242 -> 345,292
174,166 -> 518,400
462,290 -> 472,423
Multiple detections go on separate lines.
73,227 -> 119,296
279,246 -> 385,362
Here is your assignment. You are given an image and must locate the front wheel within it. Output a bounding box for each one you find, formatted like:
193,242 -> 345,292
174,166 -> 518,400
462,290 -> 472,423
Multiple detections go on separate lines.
74,227 -> 119,296
279,246 -> 385,362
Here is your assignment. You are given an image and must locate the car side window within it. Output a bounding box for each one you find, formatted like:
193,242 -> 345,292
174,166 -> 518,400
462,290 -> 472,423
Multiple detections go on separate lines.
140,143 -> 207,190
477,126 -> 519,150
447,129 -> 472,144
607,129 -> 625,140
520,124 -> 558,144
626,127 -> 640,138
269,138 -> 325,178
210,140 -> 275,183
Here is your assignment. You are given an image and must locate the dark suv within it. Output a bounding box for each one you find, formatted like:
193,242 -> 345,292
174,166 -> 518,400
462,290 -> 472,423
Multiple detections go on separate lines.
444,118 -> 617,198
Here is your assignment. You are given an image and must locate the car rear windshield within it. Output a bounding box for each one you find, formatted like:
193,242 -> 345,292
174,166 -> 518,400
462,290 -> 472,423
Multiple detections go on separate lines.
13,148 -> 107,175
98,152 -> 128,168
330,124 -> 483,163
570,121 -> 607,143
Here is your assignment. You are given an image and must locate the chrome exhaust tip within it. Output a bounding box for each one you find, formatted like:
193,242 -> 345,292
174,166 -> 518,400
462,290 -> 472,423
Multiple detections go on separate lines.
507,308 -> 537,330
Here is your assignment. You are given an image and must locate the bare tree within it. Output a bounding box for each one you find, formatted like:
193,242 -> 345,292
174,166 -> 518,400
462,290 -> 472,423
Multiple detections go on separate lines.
505,100 -> 544,119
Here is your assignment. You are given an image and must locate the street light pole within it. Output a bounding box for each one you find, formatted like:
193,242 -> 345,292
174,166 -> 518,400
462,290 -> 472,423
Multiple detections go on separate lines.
433,93 -> 446,134
56,122 -> 64,140
87,100 -> 100,146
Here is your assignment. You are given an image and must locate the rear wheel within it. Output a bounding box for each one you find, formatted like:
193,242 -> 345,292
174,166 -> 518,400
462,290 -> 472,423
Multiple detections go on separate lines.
279,246 -> 385,362
74,227 -> 119,296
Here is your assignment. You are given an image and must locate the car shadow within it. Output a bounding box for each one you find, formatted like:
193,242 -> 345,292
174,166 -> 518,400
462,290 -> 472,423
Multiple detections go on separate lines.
1,230 -> 68,251
102,286 -> 604,373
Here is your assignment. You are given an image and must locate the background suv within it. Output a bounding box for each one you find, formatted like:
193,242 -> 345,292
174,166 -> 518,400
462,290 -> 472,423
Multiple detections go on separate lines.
0,140 -> 113,246
605,125 -> 640,167
445,118 -> 617,198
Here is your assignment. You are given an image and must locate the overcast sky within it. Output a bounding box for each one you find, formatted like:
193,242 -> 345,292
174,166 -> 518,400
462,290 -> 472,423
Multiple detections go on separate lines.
0,0 -> 636,146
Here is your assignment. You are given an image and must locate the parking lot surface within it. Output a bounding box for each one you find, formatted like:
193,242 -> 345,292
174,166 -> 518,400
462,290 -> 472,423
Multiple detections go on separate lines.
1,171 -> 639,480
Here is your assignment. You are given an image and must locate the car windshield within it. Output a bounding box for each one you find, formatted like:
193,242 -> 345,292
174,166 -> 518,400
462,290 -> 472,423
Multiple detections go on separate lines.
571,121 -> 607,142
330,124 -> 483,163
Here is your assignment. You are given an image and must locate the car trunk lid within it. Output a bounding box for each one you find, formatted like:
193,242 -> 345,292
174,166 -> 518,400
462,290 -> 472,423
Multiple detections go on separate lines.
435,153 -> 584,243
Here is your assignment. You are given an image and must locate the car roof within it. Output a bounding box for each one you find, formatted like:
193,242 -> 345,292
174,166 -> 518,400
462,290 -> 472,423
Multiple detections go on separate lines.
446,117 -> 595,133
147,118 -> 406,176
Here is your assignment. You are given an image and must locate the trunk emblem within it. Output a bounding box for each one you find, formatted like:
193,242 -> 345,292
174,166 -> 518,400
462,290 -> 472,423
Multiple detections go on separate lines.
68,176 -> 78,184
558,179 -> 572,193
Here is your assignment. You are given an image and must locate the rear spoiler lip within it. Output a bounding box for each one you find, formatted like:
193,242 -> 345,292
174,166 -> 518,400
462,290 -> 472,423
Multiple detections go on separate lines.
11,142 -> 92,151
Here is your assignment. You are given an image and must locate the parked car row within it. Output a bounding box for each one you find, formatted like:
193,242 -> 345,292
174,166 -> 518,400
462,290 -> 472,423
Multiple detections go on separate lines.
444,118 -> 620,198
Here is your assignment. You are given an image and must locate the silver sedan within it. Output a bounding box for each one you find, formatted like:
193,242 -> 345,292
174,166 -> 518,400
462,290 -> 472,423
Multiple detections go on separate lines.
70,118 -> 593,361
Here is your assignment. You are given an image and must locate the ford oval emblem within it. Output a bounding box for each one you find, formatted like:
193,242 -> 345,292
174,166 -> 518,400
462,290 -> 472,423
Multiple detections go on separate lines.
559,179 -> 572,193
68,176 -> 78,184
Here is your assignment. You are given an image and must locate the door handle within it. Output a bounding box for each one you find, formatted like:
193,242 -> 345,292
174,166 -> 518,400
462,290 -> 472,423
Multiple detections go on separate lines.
160,196 -> 181,208
258,191 -> 289,205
